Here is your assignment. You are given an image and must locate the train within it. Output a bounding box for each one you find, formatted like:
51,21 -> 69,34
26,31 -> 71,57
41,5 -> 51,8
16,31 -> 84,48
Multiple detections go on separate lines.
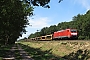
29,28 -> 78,41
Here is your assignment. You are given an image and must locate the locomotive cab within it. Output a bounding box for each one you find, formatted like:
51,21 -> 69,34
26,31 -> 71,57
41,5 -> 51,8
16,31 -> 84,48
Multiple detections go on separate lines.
70,29 -> 78,39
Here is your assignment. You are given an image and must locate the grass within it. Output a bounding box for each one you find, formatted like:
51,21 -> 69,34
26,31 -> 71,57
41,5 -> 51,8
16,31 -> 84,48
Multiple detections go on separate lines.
18,41 -> 90,60
18,43 -> 63,60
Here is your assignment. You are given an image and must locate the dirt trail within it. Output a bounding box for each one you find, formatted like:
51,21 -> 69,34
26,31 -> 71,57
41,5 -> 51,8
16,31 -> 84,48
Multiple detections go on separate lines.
17,44 -> 34,60
2,44 -> 34,60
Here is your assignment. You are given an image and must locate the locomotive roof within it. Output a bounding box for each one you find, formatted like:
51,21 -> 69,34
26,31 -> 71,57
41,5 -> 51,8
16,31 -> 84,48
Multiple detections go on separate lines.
54,29 -> 77,33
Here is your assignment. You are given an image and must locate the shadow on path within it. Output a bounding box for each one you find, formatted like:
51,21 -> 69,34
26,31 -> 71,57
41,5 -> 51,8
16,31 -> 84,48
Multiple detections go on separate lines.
0,44 -> 34,60
17,44 -> 34,60
0,44 -> 15,60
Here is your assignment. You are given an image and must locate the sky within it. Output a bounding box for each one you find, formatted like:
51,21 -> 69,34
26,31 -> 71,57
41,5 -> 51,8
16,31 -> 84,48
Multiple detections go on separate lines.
19,0 -> 90,39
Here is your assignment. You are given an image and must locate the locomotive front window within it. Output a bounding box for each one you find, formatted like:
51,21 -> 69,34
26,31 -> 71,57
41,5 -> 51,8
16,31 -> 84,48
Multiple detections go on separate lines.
71,30 -> 77,33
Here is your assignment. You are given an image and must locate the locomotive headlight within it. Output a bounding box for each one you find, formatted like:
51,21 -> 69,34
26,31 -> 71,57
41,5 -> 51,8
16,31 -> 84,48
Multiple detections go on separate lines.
71,33 -> 77,35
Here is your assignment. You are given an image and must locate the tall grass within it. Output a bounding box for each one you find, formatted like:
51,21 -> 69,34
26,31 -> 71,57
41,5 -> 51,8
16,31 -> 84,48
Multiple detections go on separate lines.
18,41 -> 90,60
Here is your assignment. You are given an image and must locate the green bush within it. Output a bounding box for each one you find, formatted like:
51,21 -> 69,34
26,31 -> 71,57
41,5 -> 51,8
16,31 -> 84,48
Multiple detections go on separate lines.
78,36 -> 85,40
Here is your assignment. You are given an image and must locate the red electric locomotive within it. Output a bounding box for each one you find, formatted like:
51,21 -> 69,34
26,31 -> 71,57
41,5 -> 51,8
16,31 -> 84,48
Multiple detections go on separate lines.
53,29 -> 78,39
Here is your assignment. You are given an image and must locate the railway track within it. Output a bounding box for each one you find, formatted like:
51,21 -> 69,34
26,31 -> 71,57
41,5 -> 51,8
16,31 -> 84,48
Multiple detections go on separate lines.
25,39 -> 90,42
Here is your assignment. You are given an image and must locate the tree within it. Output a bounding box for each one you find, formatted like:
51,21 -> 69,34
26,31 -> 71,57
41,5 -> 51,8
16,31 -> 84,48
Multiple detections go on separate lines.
48,25 -> 58,34
0,0 -> 33,45
22,0 -> 63,8
28,33 -> 36,38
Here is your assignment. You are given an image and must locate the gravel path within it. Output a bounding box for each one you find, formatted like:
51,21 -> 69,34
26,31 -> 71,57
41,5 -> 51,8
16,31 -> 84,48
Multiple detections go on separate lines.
17,44 -> 34,60
2,44 -> 34,60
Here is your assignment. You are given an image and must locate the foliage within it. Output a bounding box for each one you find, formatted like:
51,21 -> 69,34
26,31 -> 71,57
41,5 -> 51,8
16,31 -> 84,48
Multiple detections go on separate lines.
0,0 -> 34,45
22,0 -> 63,8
